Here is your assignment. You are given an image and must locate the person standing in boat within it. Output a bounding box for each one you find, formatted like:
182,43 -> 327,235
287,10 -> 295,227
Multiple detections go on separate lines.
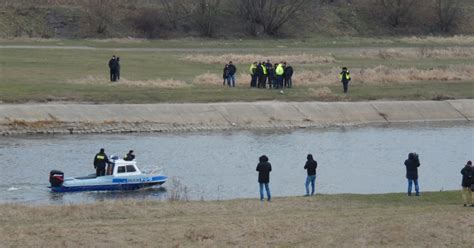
256,155 -> 272,201
124,150 -> 135,161
94,148 -> 111,177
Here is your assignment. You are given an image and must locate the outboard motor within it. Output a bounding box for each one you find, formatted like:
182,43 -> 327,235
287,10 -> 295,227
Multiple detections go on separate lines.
49,170 -> 64,187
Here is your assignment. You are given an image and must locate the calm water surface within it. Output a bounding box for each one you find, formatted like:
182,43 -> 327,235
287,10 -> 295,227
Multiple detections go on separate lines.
0,123 -> 472,204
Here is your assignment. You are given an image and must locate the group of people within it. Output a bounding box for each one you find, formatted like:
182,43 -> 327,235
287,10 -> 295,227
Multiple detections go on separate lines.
222,61 -> 352,93
106,55 -> 352,93
93,148 -> 135,176
255,153 -> 318,202
256,153 -> 474,207
108,55 -> 121,82
248,60 -> 294,89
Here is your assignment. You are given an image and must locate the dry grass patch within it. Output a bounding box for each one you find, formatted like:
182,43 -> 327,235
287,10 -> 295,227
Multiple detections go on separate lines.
292,65 -> 474,86
0,37 -> 61,43
182,53 -> 335,64
361,47 -> 474,59
85,38 -> 148,44
308,87 -> 333,97
401,35 -> 474,45
354,65 -> 474,84
293,70 -> 338,86
192,72 -> 223,86
192,72 -> 250,88
0,192 -> 472,247
68,75 -> 188,88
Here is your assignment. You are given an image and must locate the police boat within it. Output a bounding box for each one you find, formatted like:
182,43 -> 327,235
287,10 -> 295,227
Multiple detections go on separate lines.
48,157 -> 167,192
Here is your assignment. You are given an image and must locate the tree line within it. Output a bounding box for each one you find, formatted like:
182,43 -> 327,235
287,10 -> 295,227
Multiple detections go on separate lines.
1,0 -> 469,38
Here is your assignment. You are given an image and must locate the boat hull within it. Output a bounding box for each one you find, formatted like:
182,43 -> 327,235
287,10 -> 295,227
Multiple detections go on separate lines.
51,176 -> 167,193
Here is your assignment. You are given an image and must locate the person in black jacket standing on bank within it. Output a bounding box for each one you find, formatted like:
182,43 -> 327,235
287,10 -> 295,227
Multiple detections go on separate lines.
404,153 -> 421,196
460,160 -> 474,207
304,154 -> 318,196
256,155 -> 272,201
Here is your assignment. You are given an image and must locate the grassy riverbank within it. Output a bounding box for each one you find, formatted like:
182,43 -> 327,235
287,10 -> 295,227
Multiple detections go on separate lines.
1,37 -> 473,103
0,191 -> 472,247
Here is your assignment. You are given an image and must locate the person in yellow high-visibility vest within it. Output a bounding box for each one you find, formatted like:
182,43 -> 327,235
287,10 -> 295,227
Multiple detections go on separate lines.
249,62 -> 258,87
339,67 -> 351,93
275,62 -> 285,89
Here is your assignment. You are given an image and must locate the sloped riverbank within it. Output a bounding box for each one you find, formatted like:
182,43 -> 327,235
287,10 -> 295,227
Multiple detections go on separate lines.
0,100 -> 472,136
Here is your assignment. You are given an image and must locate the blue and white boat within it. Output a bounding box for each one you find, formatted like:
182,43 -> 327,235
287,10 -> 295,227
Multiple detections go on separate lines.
49,157 -> 167,192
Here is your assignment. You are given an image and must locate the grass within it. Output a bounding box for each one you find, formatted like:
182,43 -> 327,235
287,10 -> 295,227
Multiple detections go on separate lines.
0,38 -> 473,103
0,191 -> 472,247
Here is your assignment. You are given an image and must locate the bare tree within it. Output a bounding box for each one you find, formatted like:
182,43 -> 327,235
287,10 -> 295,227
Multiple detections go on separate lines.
190,0 -> 222,37
435,0 -> 461,32
160,0 -> 190,29
378,0 -> 417,27
81,0 -> 116,35
238,0 -> 306,36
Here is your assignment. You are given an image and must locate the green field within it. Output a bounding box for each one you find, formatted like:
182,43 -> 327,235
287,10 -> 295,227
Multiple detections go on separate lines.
0,37 -> 473,103
1,191 -> 472,247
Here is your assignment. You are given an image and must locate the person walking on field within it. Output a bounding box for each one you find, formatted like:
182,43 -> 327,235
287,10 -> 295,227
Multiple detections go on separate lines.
339,67 -> 351,93
404,153 -> 421,196
227,61 -> 237,87
256,155 -> 272,201
304,154 -> 318,196
460,160 -> 474,207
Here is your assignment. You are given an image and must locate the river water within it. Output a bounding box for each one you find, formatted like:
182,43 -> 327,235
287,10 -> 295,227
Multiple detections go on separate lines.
0,123 -> 472,205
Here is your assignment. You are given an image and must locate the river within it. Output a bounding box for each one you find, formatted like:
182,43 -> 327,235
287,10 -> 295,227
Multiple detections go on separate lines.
0,122 -> 472,204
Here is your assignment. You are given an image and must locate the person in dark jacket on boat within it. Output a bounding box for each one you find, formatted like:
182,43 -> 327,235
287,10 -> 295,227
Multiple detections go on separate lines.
256,155 -> 272,201
94,148 -> 111,177
404,153 -> 421,196
304,154 -> 318,196
460,160 -> 474,207
124,150 -> 135,161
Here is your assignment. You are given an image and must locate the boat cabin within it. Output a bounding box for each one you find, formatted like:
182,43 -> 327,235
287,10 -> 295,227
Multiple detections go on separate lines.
107,159 -> 142,176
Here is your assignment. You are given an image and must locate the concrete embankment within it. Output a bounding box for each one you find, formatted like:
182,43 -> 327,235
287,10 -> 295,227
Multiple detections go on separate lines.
0,100 -> 472,135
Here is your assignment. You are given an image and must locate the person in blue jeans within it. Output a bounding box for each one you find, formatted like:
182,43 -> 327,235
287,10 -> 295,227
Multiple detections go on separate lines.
256,155 -> 272,201
304,154 -> 318,196
404,153 -> 421,196
227,61 -> 237,87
